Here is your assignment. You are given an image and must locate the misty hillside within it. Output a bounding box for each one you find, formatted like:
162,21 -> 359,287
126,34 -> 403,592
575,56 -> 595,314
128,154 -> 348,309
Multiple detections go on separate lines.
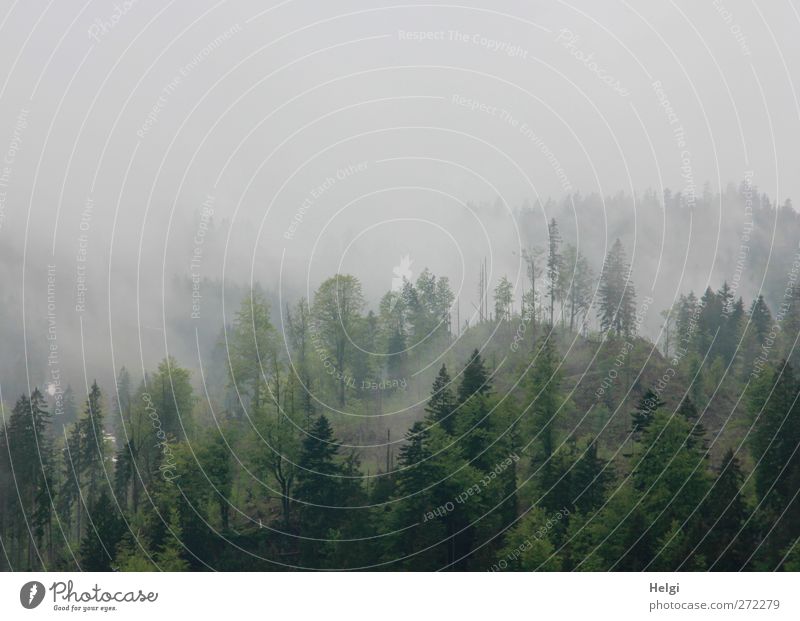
3,194 -> 800,570
1,181 -> 795,403
3,0 -> 800,577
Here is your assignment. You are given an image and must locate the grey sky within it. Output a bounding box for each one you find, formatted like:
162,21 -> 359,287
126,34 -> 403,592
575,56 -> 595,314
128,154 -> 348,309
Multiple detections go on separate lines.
1,0 -> 799,391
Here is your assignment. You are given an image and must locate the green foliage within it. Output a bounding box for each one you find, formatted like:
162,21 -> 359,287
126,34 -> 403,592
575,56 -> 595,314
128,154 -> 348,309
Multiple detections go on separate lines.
228,289 -> 277,415
312,275 -> 365,406
425,364 -> 457,434
496,507 -> 563,570
79,492 -> 124,571
525,337 -> 562,461
457,349 -> 492,404
5,264 -> 800,572
597,238 -> 637,336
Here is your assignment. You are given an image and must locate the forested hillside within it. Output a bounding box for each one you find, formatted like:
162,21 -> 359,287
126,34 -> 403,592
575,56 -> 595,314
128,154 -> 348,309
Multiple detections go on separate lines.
2,188 -> 800,571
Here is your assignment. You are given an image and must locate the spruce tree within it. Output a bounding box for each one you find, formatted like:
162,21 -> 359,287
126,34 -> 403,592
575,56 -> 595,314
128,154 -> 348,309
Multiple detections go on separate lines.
597,239 -> 637,336
81,381 -> 107,511
700,449 -> 755,570
526,338 -> 561,460
389,422 -> 448,569
571,438 -> 610,515
6,390 -> 53,568
677,395 -> 707,451
675,292 -> 699,354
457,349 -> 492,404
546,218 -> 561,325
632,410 -> 710,550
425,364 -> 457,433
748,362 -> 800,565
749,295 -> 772,344
697,287 -> 721,356
79,491 -> 124,571
749,362 -> 799,507
295,415 -> 341,564
630,389 -> 663,440
61,384 -> 78,427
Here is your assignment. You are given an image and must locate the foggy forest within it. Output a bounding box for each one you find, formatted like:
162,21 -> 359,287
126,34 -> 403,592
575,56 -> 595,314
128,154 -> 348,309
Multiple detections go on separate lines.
3,184 -> 800,571
2,1 -> 800,575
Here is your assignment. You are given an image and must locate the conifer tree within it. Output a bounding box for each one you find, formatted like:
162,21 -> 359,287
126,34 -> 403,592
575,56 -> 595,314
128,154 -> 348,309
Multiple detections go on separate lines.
742,295 -> 773,374
425,364 -> 457,433
749,362 -> 799,508
388,421 -> 450,568
494,276 -> 514,323
111,367 -> 131,438
561,244 -> 594,333
697,287 -> 722,356
295,415 -> 341,563
632,410 -> 710,548
457,349 -> 492,404
677,395 -> 707,451
287,299 -> 316,421
747,362 -> 800,565
571,438 -> 610,515
81,381 -> 107,511
526,338 -> 561,460
6,390 -> 53,568
749,295 -> 772,344
61,384 -> 78,427
79,491 -> 124,571
546,218 -> 561,325
630,389 -> 663,441
675,292 -> 699,354
700,449 -> 755,570
597,239 -> 637,336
